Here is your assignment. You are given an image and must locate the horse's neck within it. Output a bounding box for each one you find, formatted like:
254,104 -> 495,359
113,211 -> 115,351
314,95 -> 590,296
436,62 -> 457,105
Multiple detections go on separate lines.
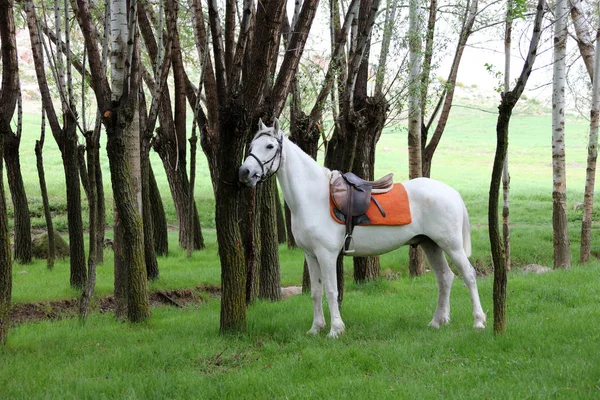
277,137 -> 330,212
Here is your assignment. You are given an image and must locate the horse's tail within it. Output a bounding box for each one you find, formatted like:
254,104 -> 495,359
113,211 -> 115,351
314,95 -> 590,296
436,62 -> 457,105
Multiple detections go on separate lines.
462,200 -> 472,257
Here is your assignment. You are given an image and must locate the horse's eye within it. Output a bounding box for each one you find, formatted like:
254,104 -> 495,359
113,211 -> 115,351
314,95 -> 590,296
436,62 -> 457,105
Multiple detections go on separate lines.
267,144 -> 274,149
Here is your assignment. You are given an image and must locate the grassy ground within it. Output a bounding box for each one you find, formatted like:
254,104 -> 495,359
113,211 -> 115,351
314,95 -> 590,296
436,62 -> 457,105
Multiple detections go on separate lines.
3,97 -> 600,398
2,262 -> 600,398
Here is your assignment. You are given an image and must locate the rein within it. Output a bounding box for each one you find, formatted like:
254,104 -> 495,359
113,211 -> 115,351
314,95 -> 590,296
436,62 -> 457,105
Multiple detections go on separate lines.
247,132 -> 283,183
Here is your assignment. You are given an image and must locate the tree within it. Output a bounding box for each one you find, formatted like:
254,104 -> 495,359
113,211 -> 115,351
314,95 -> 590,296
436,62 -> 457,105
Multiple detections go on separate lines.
24,0 -> 87,288
35,108 -> 56,269
1,0 -> 31,265
72,0 -> 150,321
190,0 -> 318,332
502,0 -> 513,271
489,0 -> 545,334
551,0 -> 571,269
0,0 -> 15,344
407,0 -> 425,277
580,14 -> 600,264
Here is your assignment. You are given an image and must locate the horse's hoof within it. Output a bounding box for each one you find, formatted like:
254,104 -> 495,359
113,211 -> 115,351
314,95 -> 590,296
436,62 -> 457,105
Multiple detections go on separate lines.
473,320 -> 486,329
327,330 -> 342,338
429,316 -> 450,328
307,328 -> 320,335
328,322 -> 345,338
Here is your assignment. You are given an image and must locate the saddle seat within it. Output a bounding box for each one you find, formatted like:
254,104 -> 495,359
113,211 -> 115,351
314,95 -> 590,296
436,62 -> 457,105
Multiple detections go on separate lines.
330,171 -> 395,254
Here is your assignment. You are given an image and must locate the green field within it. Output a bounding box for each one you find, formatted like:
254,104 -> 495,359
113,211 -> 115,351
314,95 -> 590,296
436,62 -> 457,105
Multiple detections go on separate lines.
2,97 -> 600,398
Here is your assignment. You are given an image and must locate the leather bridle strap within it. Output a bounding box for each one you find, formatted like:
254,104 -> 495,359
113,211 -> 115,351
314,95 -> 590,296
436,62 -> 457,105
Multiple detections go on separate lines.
247,135 -> 283,183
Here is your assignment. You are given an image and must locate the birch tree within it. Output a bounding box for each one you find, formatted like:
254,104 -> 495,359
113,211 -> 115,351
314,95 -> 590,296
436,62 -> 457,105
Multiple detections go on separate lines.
580,12 -> 600,264
552,0 -> 571,269
72,0 -> 150,321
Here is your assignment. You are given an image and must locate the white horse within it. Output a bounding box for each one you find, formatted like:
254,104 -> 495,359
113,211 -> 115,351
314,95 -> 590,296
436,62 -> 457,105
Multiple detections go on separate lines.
239,118 -> 486,338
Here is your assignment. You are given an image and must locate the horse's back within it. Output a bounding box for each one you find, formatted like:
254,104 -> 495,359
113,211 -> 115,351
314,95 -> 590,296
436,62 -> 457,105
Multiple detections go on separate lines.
403,178 -> 469,249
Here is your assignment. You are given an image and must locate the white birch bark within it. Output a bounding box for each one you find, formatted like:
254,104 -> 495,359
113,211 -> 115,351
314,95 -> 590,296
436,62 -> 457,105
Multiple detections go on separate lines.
552,0 -> 571,269
580,13 -> 600,264
110,0 -> 128,101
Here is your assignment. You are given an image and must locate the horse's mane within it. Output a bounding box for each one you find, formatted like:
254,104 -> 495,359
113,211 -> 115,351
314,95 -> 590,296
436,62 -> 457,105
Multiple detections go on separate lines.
254,126 -> 333,182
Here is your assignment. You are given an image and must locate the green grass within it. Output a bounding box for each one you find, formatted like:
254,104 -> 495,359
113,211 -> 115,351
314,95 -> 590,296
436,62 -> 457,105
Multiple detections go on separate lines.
2,264 -> 600,398
3,100 -> 600,398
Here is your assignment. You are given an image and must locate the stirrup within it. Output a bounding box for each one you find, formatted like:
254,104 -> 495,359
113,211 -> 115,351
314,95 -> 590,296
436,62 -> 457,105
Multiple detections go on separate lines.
343,234 -> 355,255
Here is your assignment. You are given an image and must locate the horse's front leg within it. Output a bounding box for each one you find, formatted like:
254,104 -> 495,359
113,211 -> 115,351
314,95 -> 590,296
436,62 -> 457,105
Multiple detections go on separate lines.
317,251 -> 345,338
305,253 -> 326,335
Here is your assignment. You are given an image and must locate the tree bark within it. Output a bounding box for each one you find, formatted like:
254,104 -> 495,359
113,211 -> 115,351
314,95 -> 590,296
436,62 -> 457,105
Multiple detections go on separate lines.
25,0 -> 87,287
570,0 -> 595,82
0,133 -> 11,345
149,165 -> 169,256
258,177 -> 281,301
3,136 -> 32,264
216,101 -> 249,333
490,0 -> 545,334
552,0 -> 571,269
502,0 -> 512,272
580,17 -> 600,264
35,117 -> 55,269
408,0 -> 425,277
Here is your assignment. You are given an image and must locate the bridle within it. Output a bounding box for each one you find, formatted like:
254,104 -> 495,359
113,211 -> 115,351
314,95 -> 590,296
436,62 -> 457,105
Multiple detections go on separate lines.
247,131 -> 283,184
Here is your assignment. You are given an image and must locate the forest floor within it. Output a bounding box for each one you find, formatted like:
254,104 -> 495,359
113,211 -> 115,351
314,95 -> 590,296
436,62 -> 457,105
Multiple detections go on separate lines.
9,285 -> 220,325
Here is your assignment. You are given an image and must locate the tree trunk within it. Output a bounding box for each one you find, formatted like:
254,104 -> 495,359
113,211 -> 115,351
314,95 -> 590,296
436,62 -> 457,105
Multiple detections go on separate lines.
62,118 -> 87,288
3,134 -> 32,264
149,165 -> 168,256
0,133 -> 12,345
502,0 -> 512,271
580,18 -> 600,265
407,0 -> 425,277
552,0 -> 571,269
35,132 -> 55,269
275,190 -> 286,245
79,128 -> 98,321
141,141 -> 159,280
113,205 -> 127,319
216,101 -> 249,333
351,97 -> 388,282
489,0 -> 545,334
154,139 -> 205,251
0,0 -> 17,341
490,99 -> 511,335
258,177 -> 281,301
105,105 -> 151,322
187,126 -> 198,258
90,132 -> 105,263
139,90 -> 159,279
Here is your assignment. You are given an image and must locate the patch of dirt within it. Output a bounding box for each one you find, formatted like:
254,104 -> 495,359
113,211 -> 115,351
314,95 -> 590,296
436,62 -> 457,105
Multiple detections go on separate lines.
9,285 -> 221,326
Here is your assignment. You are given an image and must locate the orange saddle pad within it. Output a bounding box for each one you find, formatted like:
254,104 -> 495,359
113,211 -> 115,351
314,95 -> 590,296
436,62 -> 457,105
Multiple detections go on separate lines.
329,183 -> 412,226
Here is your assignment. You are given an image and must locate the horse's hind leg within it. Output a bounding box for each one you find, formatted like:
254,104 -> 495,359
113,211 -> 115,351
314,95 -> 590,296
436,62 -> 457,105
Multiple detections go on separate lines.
446,248 -> 486,329
421,240 -> 454,328
305,253 -> 326,335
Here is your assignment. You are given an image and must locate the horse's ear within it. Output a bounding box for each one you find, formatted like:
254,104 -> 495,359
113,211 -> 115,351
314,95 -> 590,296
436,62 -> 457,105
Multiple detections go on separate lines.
273,118 -> 280,136
258,118 -> 268,131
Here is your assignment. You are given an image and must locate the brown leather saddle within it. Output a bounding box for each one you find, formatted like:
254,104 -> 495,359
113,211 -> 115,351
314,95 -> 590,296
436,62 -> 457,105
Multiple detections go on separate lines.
330,171 -> 394,254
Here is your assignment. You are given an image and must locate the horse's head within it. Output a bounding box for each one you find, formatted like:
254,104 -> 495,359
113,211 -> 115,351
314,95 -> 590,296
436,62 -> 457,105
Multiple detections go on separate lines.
239,118 -> 283,187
